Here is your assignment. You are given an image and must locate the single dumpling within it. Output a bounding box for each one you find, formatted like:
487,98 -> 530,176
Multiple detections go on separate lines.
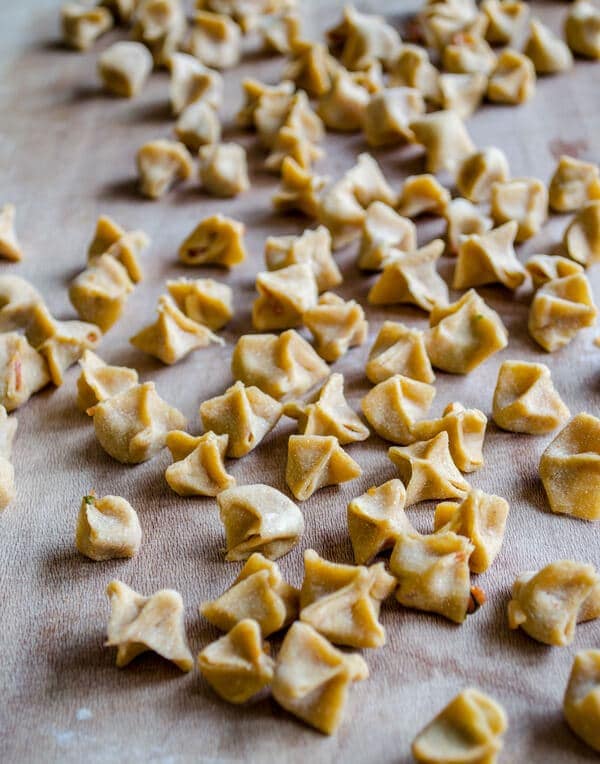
165,430 -> 235,497
563,650 -> 600,753
286,434 -> 361,501
75,493 -> 142,561
366,322 -> 435,385
303,293 -> 368,362
361,374 -> 435,445
91,381 -> 186,464
412,402 -> 487,473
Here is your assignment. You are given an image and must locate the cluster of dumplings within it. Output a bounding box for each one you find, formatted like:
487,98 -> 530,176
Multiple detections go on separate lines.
0,0 -> 598,756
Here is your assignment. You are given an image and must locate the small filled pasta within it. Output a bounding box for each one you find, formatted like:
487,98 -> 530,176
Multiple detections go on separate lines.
434,489 -> 509,573
303,293 -> 368,362
539,413 -> 600,521
178,214 -> 246,268
412,687 -> 508,764
62,2 -> 113,50
198,142 -> 249,198
528,273 -> 597,352
218,483 -> 304,561
165,430 -> 235,497
198,619 -> 275,704
98,41 -> 153,97
396,174 -> 450,218
136,139 -> 193,199
487,48 -> 536,104
69,253 -> 134,332
453,221 -> 526,290
299,549 -> 396,649
0,332 -> 50,411
490,178 -> 548,242
75,493 -> 141,561
426,289 -> 508,374
271,621 -> 368,735
231,330 -> 329,400
347,479 -> 416,565
563,650 -> 600,753
105,580 -> 193,670
167,278 -> 232,331
90,381 -> 186,464
409,110 -> 475,175
361,374 -> 435,445
492,360 -> 570,434
413,402 -> 487,473
286,434 -> 361,501
366,321 -> 435,385
548,155 -> 600,213
390,531 -> 476,623
358,202 -> 417,271
200,552 -> 299,636
564,201 -> 600,267
388,431 -> 470,506
284,373 -> 369,445
264,226 -> 341,293
456,147 -> 510,204
508,560 -> 600,645
200,380 -> 283,458
252,263 -> 318,331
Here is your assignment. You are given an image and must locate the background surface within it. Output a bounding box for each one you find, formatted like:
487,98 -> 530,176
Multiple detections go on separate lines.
1,1 -> 599,762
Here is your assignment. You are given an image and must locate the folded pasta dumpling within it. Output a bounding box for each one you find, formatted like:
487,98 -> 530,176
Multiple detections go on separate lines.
272,157 -> 327,218
284,39 -> 336,97
165,430 -> 234,497
0,204 -> 23,262
130,295 -> 223,365
347,479 -> 415,564
0,332 -> 50,411
327,5 -> 400,70
187,10 -> 242,69
200,380 -> 282,458
88,214 -> 149,283
525,18 -> 573,74
231,330 -> 329,400
271,621 -> 369,735
413,402 -> 487,473
565,0 -> 600,59
284,373 -> 368,445
445,197 -> 492,255
549,155 -> 600,213
388,431 -> 470,506
539,413 -> 600,521
264,226 -> 341,293
482,0 -> 529,45
396,174 -> 450,218
434,489 -> 509,573
438,71 -> 487,120
175,99 -> 221,152
303,293 -> 367,362
76,493 -> 141,561
76,350 -> 138,412
564,201 -> 600,267
0,405 -> 17,509
389,42 -> 440,102
412,687 -> 508,763
318,182 -> 365,251
252,263 -> 318,331
418,0 -> 481,51
62,2 -> 113,50
363,87 -> 424,148
453,221 -> 526,290
361,374 -> 435,445
166,277 -> 232,330
179,214 -> 246,268
286,434 -> 361,501
390,531 -> 475,622
368,239 -> 449,313
528,273 -> 597,352
133,0 -> 186,66
200,552 -> 299,636
317,68 -> 373,133
29,306 -> 101,387
487,48 -> 536,104
198,142 -> 249,198
564,650 -> 600,753
105,580 -> 193,671
366,322 -> 434,385
508,561 -> 600,645
426,289 -> 508,374
492,360 -> 570,434
358,202 -> 417,271
167,52 -> 222,115
490,178 -> 547,242
98,40 -> 153,98
525,254 -> 583,289
0,275 -> 42,333
442,33 -> 497,75
218,483 -> 304,561
69,253 -> 134,332
409,110 -> 475,175
136,139 -> 193,199
299,549 -> 396,649
91,381 -> 186,464
456,147 -> 510,204
198,619 -> 275,704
